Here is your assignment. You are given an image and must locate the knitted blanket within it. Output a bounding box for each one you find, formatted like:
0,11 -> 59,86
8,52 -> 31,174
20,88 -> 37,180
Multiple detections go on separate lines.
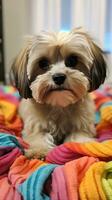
0,85 -> 112,200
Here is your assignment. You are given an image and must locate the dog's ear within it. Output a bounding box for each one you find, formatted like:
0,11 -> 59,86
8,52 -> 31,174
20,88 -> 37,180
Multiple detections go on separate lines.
10,37 -> 33,98
72,28 -> 107,92
89,42 -> 107,92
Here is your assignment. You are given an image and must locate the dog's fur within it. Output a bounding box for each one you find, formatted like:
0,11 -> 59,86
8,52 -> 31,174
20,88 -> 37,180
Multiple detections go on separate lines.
11,28 -> 106,158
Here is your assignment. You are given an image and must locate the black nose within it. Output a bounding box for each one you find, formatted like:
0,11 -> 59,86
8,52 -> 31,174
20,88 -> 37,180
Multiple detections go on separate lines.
52,73 -> 66,85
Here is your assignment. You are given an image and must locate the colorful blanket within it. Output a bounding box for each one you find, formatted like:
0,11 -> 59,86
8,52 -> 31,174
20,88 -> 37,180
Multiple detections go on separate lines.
0,85 -> 112,200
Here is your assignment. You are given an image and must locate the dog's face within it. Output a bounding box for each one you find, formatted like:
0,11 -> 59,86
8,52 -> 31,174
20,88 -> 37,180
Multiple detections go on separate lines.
11,28 -> 106,107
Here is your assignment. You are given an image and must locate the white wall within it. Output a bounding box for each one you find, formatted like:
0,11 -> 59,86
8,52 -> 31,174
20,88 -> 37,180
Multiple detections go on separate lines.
2,0 -> 112,82
2,0 -> 28,81
2,0 -> 61,81
106,54 -> 112,83
26,0 -> 61,34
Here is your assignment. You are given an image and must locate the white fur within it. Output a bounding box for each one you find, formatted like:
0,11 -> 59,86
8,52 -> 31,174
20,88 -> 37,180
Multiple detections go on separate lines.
20,95 -> 96,159
12,28 -> 106,159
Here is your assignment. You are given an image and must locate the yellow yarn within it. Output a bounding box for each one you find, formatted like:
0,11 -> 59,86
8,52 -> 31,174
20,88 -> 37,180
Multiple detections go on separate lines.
84,141 -> 112,157
79,162 -> 107,200
102,162 -> 112,200
100,106 -> 112,123
0,100 -> 16,121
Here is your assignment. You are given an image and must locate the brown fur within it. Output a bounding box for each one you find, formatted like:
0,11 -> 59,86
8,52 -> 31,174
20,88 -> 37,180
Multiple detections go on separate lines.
11,28 -> 106,159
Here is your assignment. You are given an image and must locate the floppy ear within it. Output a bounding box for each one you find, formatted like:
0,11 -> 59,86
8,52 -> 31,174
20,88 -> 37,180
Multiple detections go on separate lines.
10,38 -> 33,98
89,43 -> 107,91
72,28 -> 106,92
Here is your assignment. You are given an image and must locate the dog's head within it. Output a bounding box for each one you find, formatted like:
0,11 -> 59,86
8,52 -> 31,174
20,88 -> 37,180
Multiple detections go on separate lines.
11,28 -> 106,107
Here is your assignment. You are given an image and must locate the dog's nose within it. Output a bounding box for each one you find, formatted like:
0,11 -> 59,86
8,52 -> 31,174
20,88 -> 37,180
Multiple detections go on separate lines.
52,73 -> 66,85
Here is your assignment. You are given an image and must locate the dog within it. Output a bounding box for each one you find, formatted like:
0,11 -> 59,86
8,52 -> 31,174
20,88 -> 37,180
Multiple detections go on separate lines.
11,28 -> 106,159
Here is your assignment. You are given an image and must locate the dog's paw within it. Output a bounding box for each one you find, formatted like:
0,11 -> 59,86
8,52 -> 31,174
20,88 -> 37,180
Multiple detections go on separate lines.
24,148 -> 48,160
24,148 -> 38,159
45,133 -> 55,147
65,131 -> 96,143
24,133 -> 56,160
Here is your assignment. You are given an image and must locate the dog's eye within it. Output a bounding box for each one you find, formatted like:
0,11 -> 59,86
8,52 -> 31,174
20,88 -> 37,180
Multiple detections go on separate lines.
38,57 -> 50,70
65,55 -> 78,68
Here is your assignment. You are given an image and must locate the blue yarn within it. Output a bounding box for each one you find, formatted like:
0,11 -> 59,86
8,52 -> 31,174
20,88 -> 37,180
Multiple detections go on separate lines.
18,164 -> 58,200
0,133 -> 24,153
95,111 -> 100,124
95,101 -> 112,124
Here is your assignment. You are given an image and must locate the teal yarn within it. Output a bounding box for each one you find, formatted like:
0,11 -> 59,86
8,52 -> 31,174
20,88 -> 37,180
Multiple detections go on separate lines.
18,164 -> 57,200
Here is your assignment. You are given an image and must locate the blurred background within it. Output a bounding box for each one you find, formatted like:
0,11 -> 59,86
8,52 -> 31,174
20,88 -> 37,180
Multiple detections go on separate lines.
0,0 -> 112,83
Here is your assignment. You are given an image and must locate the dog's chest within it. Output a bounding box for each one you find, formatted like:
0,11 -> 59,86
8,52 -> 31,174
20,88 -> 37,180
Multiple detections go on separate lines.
46,109 -> 73,144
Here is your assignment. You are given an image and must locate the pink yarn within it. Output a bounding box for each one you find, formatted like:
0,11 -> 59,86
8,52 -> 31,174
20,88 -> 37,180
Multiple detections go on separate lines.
46,144 -> 82,164
50,166 -> 68,200
0,148 -> 22,174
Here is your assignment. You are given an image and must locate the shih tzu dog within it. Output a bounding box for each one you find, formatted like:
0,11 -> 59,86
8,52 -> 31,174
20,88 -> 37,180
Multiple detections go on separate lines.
11,28 -> 106,159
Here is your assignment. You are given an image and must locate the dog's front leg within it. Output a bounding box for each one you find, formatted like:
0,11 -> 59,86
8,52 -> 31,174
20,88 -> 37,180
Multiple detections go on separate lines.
24,130 -> 55,159
64,124 -> 96,143
64,131 -> 96,143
